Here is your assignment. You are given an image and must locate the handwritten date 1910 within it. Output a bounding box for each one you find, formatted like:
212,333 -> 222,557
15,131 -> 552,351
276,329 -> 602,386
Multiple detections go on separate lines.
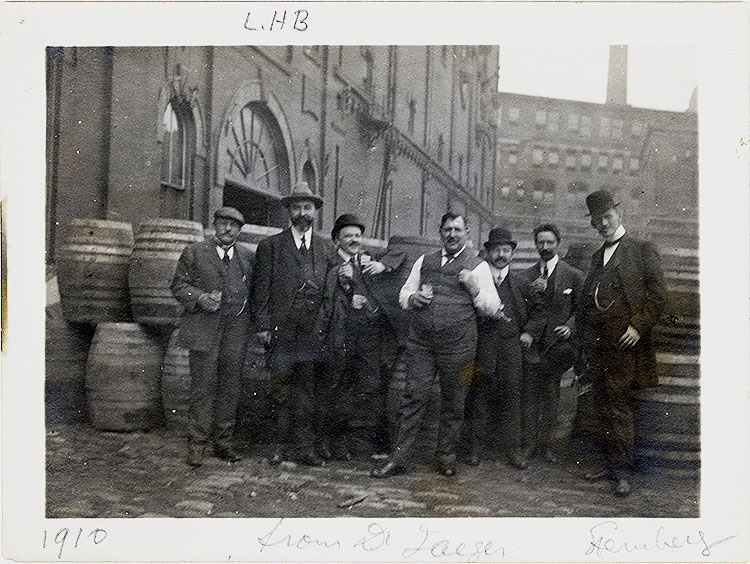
42,527 -> 107,560
244,10 -> 308,32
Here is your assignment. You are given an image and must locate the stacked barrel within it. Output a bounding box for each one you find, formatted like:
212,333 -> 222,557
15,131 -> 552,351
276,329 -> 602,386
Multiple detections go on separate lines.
54,217 -> 203,433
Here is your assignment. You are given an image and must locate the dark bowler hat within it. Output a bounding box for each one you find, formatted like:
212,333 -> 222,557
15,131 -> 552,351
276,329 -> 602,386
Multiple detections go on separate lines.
280,181 -> 324,209
213,206 -> 245,226
585,189 -> 620,217
484,226 -> 517,250
331,213 -> 366,240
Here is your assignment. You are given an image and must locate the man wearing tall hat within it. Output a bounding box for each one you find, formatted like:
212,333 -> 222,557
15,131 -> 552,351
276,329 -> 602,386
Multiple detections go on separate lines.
316,214 -> 406,458
252,181 -> 332,466
463,227 -> 542,469
578,190 -> 666,497
171,206 -> 254,467
371,212 -> 502,478
518,223 -> 585,465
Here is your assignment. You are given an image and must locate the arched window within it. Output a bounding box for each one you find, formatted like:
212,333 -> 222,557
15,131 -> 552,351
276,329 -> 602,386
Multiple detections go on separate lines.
161,98 -> 196,219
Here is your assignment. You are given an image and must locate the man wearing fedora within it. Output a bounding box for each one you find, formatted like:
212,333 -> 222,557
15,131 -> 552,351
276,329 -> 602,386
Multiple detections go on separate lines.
253,181 -> 332,466
371,212 -> 502,478
316,214 -> 406,458
518,223 -> 585,465
171,206 -> 254,467
464,227 -> 542,469
578,189 -> 666,497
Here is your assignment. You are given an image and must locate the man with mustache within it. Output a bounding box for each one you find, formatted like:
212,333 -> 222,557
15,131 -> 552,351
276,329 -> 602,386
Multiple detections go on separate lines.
518,223 -> 585,465
578,190 -> 666,497
316,214 -> 406,459
371,213 -> 502,478
253,182 -> 332,466
171,207 -> 254,467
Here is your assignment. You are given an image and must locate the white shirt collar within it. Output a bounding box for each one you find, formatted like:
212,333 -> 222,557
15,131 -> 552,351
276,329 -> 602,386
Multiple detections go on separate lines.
215,245 -> 234,260
541,254 -> 559,275
490,264 -> 510,281
337,248 -> 354,262
606,225 -> 627,245
291,225 -> 312,248
442,244 -> 467,259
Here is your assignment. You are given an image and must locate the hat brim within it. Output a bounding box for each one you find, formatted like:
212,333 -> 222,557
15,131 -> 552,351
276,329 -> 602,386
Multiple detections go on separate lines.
484,240 -> 517,250
280,194 -> 324,208
585,201 -> 620,217
332,223 -> 366,239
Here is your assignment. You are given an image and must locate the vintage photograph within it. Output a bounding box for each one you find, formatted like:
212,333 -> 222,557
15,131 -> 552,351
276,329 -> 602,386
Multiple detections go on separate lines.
42,43 -> 701,521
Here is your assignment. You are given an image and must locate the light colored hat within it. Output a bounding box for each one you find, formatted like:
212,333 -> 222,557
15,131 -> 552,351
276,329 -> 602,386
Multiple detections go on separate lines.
213,206 -> 245,225
280,181 -> 324,209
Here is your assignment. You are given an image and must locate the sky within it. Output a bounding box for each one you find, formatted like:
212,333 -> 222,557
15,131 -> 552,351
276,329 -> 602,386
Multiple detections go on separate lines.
498,45 -> 697,112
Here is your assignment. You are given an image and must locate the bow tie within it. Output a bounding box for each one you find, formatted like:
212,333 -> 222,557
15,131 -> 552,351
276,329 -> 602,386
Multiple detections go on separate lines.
603,237 -> 623,248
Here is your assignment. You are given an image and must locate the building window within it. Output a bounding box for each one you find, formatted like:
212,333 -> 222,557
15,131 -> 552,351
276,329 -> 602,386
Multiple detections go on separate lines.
501,182 -> 511,198
535,110 -> 547,126
361,47 -> 374,97
580,153 -> 592,169
548,151 -> 559,166
598,155 -> 608,170
600,117 -> 610,137
632,121 -> 645,137
407,98 -> 416,135
532,148 -> 544,165
568,114 -> 579,131
508,107 -> 520,124
612,119 -> 624,139
161,98 -> 196,219
548,111 -> 559,133
580,115 -> 592,137
629,157 -> 640,172
508,151 -> 518,165
565,153 -> 576,169
458,154 -> 464,182
568,181 -> 589,194
612,156 -> 623,173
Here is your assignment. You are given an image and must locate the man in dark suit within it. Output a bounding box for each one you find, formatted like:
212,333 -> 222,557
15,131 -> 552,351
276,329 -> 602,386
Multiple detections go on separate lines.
171,207 -> 254,467
463,227 -> 542,469
578,190 -> 666,497
317,214 -> 406,458
252,181 -> 331,466
519,223 -> 585,464
371,213 -> 502,478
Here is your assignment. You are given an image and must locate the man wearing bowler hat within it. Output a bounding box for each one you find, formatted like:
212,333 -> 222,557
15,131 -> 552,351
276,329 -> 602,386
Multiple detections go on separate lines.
252,181 -> 332,466
578,189 -> 665,497
371,212 -> 502,478
171,206 -> 254,467
464,227 -> 543,469
317,214 -> 406,458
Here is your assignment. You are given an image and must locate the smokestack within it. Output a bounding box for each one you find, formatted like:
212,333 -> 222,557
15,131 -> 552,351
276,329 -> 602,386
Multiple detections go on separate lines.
607,45 -> 628,105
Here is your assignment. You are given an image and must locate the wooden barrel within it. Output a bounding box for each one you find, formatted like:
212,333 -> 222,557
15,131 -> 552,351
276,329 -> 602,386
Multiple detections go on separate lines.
56,219 -> 134,323
85,322 -> 162,431
161,329 -> 191,435
129,218 -> 204,326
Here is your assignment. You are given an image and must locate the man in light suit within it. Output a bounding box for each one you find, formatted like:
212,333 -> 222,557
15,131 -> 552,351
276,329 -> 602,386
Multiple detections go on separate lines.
519,223 -> 585,464
252,182 -> 332,466
317,213 -> 406,458
578,190 -> 666,497
171,207 -> 254,467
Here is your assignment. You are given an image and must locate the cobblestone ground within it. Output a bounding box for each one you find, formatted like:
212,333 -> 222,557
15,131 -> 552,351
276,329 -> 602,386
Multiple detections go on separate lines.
46,422 -> 699,519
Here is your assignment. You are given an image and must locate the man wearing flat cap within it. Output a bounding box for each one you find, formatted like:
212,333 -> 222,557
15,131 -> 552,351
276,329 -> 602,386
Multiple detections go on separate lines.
252,181 -> 332,466
372,212 -> 502,479
578,190 -> 666,497
171,206 -> 254,467
464,226 -> 543,469
316,214 -> 406,459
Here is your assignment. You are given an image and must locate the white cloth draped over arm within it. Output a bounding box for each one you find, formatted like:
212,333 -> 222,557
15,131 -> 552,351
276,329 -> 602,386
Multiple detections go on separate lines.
399,255 -> 425,309
471,260 -> 502,317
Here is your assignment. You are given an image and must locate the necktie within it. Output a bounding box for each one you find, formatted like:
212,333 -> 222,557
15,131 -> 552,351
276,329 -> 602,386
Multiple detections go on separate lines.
222,248 -> 231,266
542,263 -> 549,280
299,237 -> 307,256
604,237 -> 623,248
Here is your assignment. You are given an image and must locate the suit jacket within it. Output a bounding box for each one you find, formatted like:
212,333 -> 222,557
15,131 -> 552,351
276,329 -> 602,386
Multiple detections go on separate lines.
580,235 -> 666,388
252,227 -> 332,360
317,247 -> 406,359
519,258 -> 585,365
171,239 -> 254,351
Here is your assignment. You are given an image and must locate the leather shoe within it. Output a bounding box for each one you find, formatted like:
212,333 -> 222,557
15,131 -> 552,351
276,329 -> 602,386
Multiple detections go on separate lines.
439,466 -> 456,477
186,444 -> 204,467
541,449 -> 559,464
614,478 -> 632,497
269,452 -> 283,465
297,450 -> 325,467
508,452 -> 529,470
370,461 -> 405,479
214,444 -> 242,463
584,468 -> 614,482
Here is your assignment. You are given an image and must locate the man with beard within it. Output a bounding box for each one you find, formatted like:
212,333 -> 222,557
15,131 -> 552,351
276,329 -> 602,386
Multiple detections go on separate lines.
463,227 -> 542,469
371,213 -> 501,478
578,190 -> 665,497
316,214 -> 406,459
253,182 -> 331,466
518,223 -> 584,464
171,207 -> 254,467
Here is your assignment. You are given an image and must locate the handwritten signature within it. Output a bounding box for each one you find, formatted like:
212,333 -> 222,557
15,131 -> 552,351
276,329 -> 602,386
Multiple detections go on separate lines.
586,521 -> 737,557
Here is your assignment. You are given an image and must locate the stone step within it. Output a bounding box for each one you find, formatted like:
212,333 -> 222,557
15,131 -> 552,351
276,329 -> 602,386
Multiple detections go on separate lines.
636,446 -> 701,470
635,431 -> 700,452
